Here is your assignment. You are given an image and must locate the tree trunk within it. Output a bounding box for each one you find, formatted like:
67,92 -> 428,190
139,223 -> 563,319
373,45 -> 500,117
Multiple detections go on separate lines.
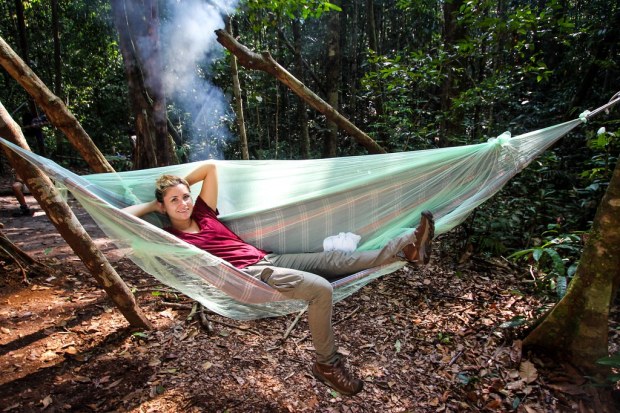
215,29 -> 385,155
365,0 -> 378,54
110,0 -> 174,169
13,0 -> 37,128
0,36 -> 114,173
0,102 -> 152,329
226,17 -> 249,160
364,0 -> 385,128
439,0 -> 466,145
523,158 -> 620,378
346,1 -> 360,127
143,0 -> 172,166
111,0 -> 158,169
14,0 -> 29,64
323,0 -> 341,158
292,19 -> 310,159
51,0 -> 62,97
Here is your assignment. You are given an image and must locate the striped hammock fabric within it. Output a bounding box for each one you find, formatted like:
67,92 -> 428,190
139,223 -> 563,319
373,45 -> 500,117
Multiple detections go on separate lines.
0,113 -> 593,320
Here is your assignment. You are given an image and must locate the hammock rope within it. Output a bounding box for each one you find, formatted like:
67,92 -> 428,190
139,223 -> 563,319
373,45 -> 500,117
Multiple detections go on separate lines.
1,101 -> 616,320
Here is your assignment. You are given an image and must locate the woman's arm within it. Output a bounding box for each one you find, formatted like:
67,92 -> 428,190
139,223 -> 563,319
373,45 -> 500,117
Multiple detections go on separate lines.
184,162 -> 218,211
123,200 -> 160,217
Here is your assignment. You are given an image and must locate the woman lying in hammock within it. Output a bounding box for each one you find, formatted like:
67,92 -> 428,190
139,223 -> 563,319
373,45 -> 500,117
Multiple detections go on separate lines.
124,162 -> 434,397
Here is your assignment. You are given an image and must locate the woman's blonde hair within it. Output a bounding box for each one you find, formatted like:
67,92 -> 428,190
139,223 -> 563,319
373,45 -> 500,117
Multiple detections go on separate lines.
155,175 -> 190,202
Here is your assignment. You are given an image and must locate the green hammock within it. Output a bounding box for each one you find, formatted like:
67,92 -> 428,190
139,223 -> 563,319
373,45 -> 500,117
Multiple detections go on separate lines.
0,108 -> 606,320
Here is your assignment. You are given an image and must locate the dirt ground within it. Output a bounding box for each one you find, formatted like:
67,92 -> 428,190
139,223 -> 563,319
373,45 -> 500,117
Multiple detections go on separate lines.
0,178 -> 618,412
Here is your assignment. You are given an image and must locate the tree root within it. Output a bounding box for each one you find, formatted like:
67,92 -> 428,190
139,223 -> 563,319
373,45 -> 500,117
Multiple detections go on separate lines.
0,229 -> 51,283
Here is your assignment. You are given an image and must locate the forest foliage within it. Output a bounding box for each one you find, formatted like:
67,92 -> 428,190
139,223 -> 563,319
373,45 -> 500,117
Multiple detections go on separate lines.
0,0 -> 618,278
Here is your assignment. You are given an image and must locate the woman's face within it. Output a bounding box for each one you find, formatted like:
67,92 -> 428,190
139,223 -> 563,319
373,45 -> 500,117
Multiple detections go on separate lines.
160,183 -> 194,221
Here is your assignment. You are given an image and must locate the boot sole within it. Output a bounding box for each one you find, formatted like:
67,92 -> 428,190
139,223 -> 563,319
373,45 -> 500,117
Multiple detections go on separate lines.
416,210 -> 434,265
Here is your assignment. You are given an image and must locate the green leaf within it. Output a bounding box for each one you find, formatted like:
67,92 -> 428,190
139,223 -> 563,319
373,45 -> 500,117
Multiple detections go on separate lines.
568,262 -> 580,277
395,339 -> 402,353
499,316 -> 527,328
533,248 -> 543,262
596,354 -> 620,367
544,248 -> 566,276
456,372 -> 470,385
556,276 -> 567,298
322,2 -> 342,12
508,249 -> 534,260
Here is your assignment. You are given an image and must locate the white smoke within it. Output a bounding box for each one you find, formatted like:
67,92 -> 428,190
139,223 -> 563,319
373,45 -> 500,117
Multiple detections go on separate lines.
160,0 -> 239,160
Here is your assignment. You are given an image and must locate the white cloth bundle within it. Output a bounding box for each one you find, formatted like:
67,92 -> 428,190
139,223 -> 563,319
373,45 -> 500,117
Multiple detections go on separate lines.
323,232 -> 361,253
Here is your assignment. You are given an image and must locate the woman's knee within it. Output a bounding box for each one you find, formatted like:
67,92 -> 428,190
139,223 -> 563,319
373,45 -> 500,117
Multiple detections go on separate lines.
305,275 -> 333,301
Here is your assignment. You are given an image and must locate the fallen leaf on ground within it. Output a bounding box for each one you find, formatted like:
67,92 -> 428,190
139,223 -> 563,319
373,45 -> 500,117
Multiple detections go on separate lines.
519,360 -> 538,383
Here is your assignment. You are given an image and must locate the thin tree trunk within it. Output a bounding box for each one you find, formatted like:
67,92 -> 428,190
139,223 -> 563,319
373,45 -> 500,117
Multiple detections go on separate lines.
215,29 -> 385,155
0,102 -> 152,329
51,0 -> 62,97
0,36 -> 114,173
226,17 -> 249,160
13,0 -> 37,123
274,78 -> 280,158
364,0 -> 384,126
347,1 -> 360,125
292,19 -> 310,159
323,0 -> 341,158
13,0 -> 28,63
365,0 -> 378,53
439,0 -> 466,145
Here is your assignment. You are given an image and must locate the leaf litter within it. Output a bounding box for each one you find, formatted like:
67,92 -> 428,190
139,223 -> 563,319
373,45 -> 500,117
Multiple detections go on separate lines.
1,193 -> 618,412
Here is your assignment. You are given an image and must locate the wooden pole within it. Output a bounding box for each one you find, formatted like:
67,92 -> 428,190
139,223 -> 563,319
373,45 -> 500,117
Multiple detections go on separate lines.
0,102 -> 152,329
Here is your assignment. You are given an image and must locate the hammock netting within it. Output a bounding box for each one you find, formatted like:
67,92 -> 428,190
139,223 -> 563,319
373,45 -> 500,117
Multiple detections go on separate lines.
0,116 -> 590,320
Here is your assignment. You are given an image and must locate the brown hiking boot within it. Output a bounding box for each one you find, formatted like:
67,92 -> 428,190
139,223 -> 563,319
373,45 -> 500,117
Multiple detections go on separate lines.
402,210 -> 434,265
312,355 -> 363,396
12,204 -> 34,217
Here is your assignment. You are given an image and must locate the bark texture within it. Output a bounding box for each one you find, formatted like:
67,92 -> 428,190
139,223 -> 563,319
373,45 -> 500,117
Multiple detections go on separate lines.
226,17 -> 249,160
323,0 -> 341,157
110,0 -> 174,169
523,158 -> 620,376
439,0 -> 466,145
292,19 -> 310,159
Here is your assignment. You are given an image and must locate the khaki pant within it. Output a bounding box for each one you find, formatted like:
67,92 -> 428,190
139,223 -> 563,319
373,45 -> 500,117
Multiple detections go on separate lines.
244,229 -> 415,364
